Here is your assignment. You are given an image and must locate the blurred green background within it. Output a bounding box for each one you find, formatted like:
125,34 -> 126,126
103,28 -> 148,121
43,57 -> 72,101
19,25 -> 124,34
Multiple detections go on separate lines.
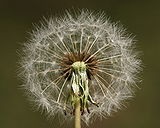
0,0 -> 160,128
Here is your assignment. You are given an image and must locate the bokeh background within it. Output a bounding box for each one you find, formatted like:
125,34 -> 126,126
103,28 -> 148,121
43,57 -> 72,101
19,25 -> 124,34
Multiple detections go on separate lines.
0,0 -> 160,128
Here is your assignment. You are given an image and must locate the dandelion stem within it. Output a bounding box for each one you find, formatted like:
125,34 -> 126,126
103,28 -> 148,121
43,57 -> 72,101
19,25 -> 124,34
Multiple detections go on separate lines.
74,98 -> 81,128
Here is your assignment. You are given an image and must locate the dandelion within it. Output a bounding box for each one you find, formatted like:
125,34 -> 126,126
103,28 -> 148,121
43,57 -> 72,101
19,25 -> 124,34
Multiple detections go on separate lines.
19,10 -> 141,128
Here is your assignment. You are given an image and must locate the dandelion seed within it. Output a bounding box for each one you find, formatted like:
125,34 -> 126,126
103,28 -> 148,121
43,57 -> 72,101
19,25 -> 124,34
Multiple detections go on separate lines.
19,9 -> 141,125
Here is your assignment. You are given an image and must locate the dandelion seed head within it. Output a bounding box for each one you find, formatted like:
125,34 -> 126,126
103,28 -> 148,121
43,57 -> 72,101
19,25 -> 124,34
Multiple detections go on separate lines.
19,9 -> 141,124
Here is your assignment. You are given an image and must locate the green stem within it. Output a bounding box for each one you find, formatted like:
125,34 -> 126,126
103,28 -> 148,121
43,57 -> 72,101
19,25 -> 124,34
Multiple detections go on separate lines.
75,98 -> 81,128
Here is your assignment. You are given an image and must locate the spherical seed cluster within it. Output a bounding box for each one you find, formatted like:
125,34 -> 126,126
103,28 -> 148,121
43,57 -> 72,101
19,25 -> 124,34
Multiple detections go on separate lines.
19,10 -> 141,124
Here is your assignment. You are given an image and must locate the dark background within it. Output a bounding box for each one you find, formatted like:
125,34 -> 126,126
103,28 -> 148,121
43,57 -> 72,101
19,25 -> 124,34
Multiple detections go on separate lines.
0,0 -> 160,128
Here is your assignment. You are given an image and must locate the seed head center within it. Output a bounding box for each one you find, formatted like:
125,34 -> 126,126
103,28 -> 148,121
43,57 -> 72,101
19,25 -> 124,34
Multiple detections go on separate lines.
72,61 -> 86,72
